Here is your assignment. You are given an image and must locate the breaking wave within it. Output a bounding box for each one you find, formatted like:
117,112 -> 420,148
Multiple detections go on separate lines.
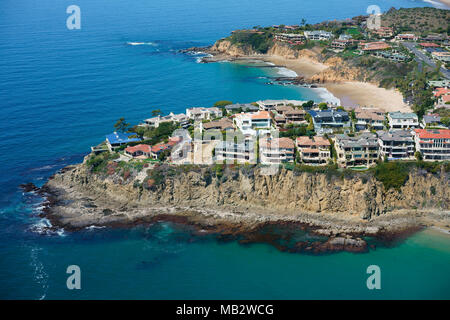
29,218 -> 65,237
276,67 -> 298,77
312,87 -> 341,105
126,42 -> 158,46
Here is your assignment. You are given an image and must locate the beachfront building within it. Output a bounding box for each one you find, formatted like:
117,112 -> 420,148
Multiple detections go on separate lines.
201,118 -> 234,132
359,41 -> 390,52
377,130 -> 415,161
428,80 -> 450,89
308,109 -> 351,133
149,137 -> 181,160
354,110 -> 385,131
334,133 -> 379,168
144,112 -> 189,128
388,112 -> 419,130
394,33 -> 418,41
214,140 -> 256,164
186,107 -> 222,120
284,109 -> 307,124
352,106 -> 385,116
124,144 -> 152,159
421,114 -> 446,129
260,100 -> 307,111
434,87 -> 450,107
273,114 -> 287,127
274,105 -> 294,115
371,27 -> 394,38
106,132 -> 141,151
259,137 -> 295,164
413,129 -> 450,161
273,105 -> 306,126
433,88 -> 450,100
373,50 -> 410,62
256,100 -> 286,111
296,136 -> 331,165
225,103 -> 259,113
274,33 -> 306,45
330,39 -> 356,50
419,42 -> 440,49
256,99 -> 305,111
233,111 -> 273,135
272,25 -> 299,31
304,30 -> 333,41
431,51 -> 450,63
422,33 -> 448,43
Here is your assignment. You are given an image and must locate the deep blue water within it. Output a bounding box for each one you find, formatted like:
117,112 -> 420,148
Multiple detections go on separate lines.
1,0 -> 449,299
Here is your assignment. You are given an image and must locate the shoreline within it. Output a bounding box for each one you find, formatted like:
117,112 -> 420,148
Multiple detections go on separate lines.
253,55 -> 412,112
34,181 -> 419,254
22,163 -> 450,254
202,52 -> 412,112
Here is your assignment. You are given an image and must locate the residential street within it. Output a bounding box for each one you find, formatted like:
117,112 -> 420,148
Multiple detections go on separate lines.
403,42 -> 450,79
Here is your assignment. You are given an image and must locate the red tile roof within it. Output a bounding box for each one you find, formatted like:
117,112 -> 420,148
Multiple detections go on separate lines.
125,144 -> 151,154
415,129 -> 450,139
361,42 -> 390,51
434,88 -> 450,97
260,137 -> 295,149
151,143 -> 170,153
419,42 -> 440,47
301,148 -> 320,154
251,111 -> 271,120
296,136 -> 330,147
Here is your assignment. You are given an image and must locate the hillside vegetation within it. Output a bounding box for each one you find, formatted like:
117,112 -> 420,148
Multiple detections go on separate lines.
381,7 -> 450,35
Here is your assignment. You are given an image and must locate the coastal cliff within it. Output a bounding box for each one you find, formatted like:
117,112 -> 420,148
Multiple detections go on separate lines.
209,39 -> 256,57
40,160 -> 449,237
208,40 -> 372,84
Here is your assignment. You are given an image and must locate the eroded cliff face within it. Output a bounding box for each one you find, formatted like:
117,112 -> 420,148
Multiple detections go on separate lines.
267,42 -> 299,59
311,56 -> 367,83
208,41 -> 375,84
48,163 -> 449,221
209,39 -> 255,57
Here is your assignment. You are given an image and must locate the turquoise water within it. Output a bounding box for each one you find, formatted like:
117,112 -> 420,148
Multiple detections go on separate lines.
0,0 -> 449,299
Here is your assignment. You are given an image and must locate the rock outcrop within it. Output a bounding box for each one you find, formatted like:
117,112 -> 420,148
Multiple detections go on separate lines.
206,40 -> 383,85
209,39 -> 256,57
311,56 -> 365,83
47,162 -> 449,221
34,161 -> 449,253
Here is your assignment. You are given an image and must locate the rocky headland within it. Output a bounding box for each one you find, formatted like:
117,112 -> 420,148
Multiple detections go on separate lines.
25,156 -> 450,254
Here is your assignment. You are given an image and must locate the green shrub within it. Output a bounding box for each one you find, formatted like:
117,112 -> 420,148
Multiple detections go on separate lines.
86,152 -> 119,173
374,162 -> 409,191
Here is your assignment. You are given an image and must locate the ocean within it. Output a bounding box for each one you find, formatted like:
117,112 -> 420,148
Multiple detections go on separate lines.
0,0 -> 449,299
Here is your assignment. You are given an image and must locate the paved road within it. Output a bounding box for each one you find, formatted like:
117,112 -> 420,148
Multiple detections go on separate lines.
403,42 -> 450,79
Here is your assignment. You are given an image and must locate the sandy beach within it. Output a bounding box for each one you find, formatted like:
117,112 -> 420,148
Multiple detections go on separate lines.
261,54 -> 412,112
325,82 -> 412,112
264,54 -> 328,79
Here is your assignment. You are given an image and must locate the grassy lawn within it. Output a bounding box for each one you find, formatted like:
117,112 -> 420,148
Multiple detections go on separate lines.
339,49 -> 359,58
345,28 -> 361,36
350,166 -> 369,171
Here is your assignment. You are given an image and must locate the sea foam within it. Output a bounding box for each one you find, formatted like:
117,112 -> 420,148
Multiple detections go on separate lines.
312,87 -> 341,105
126,42 -> 157,46
276,67 -> 298,77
